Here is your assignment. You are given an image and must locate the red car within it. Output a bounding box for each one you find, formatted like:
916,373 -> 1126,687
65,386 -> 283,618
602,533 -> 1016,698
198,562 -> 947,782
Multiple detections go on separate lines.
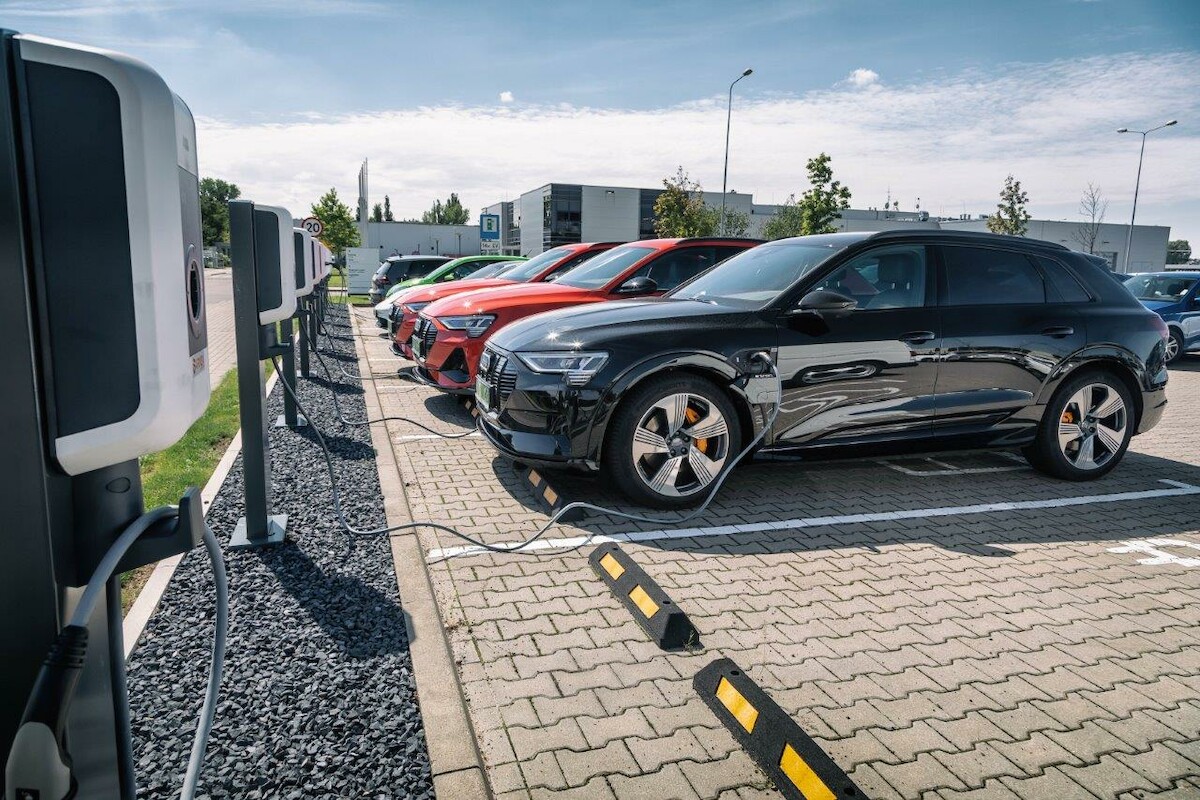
390,242 -> 619,359
411,237 -> 761,393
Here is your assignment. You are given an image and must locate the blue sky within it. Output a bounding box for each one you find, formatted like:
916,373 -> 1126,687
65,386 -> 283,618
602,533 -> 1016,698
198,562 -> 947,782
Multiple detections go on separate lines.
4,0 -> 1199,244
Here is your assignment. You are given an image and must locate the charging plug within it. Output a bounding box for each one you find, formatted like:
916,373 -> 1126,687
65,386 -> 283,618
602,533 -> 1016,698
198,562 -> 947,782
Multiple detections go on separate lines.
5,625 -> 87,800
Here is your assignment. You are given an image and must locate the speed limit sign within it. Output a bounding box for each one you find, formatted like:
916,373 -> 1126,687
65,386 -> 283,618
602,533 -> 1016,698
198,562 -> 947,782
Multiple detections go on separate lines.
302,216 -> 324,237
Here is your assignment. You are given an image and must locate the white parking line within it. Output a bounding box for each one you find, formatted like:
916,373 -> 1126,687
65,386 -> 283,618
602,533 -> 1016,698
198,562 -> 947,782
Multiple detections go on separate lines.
426,479 -> 1200,561
878,452 -> 1027,476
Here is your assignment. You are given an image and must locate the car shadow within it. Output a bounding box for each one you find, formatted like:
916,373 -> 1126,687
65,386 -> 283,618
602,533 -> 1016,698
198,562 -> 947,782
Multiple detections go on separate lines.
1168,354 -> 1200,373
488,449 -> 1200,559
421,393 -> 476,428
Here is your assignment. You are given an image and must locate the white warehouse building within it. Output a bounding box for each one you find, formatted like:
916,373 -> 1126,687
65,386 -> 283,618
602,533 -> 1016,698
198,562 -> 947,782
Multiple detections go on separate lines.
484,182 -> 1172,271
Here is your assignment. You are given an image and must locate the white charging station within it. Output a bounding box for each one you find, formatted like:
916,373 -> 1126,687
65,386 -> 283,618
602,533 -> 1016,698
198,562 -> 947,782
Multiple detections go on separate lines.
2,29 -> 215,800
13,35 -> 210,476
294,228 -> 316,298
252,204 -> 297,325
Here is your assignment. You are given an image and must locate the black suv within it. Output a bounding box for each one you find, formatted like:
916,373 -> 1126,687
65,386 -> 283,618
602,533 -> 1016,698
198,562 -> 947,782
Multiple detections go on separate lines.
368,255 -> 452,303
476,231 -> 1170,507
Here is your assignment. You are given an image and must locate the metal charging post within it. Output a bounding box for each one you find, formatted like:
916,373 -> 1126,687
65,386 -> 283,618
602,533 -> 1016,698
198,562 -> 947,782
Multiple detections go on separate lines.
228,199 -> 287,548
297,299 -> 311,378
275,315 -> 306,428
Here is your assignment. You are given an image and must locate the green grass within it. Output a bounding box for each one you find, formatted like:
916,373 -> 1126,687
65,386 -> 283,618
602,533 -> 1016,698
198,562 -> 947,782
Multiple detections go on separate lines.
348,295 -> 373,306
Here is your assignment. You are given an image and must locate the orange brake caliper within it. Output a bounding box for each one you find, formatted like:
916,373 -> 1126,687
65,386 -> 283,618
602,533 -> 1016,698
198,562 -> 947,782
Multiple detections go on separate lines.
686,407 -> 709,454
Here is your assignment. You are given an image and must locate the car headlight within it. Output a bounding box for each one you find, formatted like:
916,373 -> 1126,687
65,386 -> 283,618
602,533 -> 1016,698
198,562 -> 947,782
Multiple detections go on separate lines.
437,314 -> 496,337
516,351 -> 608,386
401,301 -> 430,316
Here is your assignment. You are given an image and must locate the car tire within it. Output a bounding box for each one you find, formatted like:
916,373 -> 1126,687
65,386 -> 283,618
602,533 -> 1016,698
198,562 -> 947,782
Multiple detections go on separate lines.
1166,328 -> 1185,364
1025,369 -> 1134,481
604,373 -> 741,509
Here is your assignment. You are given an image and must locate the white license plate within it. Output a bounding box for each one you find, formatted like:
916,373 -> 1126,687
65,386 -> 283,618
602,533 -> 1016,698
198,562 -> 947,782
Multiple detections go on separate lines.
476,376 -> 492,410
411,336 -> 424,360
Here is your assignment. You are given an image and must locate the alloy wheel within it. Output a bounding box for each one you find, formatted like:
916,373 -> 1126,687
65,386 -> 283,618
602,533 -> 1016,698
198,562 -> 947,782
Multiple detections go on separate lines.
1057,383 -> 1127,471
1165,334 -> 1180,362
632,393 -> 730,497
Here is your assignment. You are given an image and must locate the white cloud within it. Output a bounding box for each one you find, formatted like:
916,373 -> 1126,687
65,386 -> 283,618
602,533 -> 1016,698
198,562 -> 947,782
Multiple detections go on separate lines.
845,68 -> 880,88
195,52 -> 1200,243
499,90 -> 514,104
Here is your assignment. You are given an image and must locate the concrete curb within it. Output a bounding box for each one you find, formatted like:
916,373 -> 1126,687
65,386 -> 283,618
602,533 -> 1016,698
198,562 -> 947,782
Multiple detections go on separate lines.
350,307 -> 493,800
122,369 -> 280,659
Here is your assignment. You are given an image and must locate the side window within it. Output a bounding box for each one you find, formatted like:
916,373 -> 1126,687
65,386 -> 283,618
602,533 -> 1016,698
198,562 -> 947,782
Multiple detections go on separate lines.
941,246 -> 1045,306
811,245 -> 928,310
548,251 -> 596,278
449,260 -> 482,279
714,245 -> 748,264
631,247 -> 718,292
1034,256 -> 1091,303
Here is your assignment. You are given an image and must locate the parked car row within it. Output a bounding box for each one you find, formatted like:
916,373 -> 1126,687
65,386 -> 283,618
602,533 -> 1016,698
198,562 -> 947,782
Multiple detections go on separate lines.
375,230 -> 1173,508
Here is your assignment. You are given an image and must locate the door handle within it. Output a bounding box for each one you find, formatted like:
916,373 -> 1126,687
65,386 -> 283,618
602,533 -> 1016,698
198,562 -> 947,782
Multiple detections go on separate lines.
899,330 -> 936,344
1041,326 -> 1075,338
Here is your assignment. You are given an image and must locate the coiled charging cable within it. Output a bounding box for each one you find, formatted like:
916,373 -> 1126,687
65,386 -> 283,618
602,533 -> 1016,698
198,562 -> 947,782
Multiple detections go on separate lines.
5,508 -> 227,800
270,351 -> 782,561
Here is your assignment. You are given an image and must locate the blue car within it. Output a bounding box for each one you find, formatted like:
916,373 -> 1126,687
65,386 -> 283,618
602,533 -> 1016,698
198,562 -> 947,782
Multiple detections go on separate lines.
1123,271 -> 1200,363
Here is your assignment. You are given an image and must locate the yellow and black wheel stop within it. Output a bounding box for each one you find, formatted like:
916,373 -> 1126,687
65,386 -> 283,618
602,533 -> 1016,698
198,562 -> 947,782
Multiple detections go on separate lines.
513,463 -> 586,522
588,544 -> 700,650
695,658 -> 864,800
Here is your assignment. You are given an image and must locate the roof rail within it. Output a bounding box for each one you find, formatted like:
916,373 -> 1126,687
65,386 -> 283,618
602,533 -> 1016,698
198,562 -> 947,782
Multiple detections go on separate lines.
867,229 -> 1070,251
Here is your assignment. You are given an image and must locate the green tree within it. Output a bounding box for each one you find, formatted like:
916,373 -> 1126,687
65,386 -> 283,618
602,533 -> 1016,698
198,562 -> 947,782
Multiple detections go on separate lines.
421,192 -> 470,224
310,187 -> 361,255
761,153 -> 852,240
714,206 -> 750,237
384,194 -> 395,222
986,174 -> 1031,236
370,202 -> 383,223
1167,239 -> 1192,265
199,177 -> 240,246
653,167 -> 717,237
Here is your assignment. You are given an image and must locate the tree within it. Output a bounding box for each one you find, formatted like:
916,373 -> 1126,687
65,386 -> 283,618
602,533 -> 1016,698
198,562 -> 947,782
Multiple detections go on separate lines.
370,203 -> 383,223
310,187 -> 360,255
199,177 -> 240,246
384,195 -> 395,222
714,206 -> 750,237
1167,239 -> 1192,265
761,153 -> 852,240
1071,183 -> 1107,254
986,174 -> 1031,236
421,192 -> 470,225
653,167 -> 717,237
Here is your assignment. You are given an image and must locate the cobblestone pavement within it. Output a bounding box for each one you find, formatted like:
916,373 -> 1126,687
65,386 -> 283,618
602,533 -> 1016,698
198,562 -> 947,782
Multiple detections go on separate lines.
355,308 -> 1200,800
204,268 -> 236,384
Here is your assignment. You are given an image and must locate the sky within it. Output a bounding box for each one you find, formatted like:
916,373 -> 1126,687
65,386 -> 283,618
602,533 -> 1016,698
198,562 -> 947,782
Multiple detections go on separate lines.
3,0 -> 1199,245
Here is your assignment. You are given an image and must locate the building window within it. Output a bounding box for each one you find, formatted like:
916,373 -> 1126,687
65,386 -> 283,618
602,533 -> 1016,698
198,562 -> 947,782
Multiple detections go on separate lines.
638,189 -> 663,239
543,184 -> 582,250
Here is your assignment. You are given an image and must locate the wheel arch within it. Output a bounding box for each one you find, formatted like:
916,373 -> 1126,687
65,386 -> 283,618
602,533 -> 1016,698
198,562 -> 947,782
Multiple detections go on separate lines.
587,353 -> 756,465
1045,350 -> 1146,430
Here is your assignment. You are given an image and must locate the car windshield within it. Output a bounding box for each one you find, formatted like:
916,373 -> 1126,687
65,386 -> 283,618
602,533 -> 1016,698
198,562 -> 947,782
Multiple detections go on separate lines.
499,248 -> 575,282
465,263 -> 506,279
669,242 -> 845,308
554,245 -> 655,289
1124,274 -> 1197,301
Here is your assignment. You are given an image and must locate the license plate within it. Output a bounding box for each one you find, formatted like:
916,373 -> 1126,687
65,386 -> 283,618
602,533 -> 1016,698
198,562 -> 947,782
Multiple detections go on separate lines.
476,376 -> 492,410
411,336 -> 424,360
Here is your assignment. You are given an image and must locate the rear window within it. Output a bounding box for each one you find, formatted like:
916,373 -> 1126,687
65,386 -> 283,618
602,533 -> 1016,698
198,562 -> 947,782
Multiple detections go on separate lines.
941,245 -> 1045,306
1034,256 -> 1092,303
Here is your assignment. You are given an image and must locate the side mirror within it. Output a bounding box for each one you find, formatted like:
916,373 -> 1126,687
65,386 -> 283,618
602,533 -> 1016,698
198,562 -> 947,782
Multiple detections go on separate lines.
615,276 -> 658,295
793,289 -> 857,318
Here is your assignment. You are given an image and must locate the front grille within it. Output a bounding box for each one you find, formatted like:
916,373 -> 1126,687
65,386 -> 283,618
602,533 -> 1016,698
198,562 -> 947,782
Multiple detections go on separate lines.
480,347 -> 518,404
415,317 -> 437,354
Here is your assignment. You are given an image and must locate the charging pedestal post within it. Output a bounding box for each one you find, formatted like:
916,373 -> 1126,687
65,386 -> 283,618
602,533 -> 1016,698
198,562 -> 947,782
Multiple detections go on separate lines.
228,199 -> 288,548
275,316 -> 306,429
297,300 -> 311,377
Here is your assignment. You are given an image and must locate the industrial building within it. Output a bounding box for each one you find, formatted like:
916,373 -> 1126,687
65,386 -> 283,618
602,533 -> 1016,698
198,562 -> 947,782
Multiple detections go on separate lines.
484,183 -> 1171,270
364,221 -> 480,258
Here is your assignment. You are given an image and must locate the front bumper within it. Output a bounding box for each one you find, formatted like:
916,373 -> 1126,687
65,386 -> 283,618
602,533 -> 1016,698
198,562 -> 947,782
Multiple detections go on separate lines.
472,345 -> 605,468
410,321 -> 485,392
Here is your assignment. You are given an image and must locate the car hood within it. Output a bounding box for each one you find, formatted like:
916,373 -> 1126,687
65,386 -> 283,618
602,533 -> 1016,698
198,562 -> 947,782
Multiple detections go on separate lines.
1139,299 -> 1182,312
397,278 -> 518,307
425,281 -> 596,317
490,297 -> 743,352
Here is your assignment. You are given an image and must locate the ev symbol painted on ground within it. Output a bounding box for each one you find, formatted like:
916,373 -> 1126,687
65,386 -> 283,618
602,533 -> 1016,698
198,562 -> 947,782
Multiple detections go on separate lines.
1108,538 -> 1200,568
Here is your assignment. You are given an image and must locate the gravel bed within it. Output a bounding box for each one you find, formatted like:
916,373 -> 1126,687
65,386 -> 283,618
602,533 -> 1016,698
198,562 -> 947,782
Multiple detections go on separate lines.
126,303 -> 433,799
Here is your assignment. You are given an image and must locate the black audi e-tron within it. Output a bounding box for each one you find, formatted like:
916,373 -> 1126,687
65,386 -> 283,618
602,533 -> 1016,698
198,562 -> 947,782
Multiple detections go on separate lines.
475,230 -> 1170,507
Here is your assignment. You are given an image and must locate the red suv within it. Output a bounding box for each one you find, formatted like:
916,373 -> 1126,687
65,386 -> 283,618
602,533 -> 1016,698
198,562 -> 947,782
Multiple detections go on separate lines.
391,242 -> 619,359
410,238 -> 761,393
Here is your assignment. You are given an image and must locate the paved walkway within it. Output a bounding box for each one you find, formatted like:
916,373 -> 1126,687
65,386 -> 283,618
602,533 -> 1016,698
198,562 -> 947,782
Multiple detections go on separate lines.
357,305 -> 1200,799
204,268 -> 236,385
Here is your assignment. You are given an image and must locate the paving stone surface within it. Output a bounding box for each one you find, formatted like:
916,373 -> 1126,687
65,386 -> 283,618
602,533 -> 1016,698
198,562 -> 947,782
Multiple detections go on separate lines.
203,267 -> 236,385
357,306 -> 1200,799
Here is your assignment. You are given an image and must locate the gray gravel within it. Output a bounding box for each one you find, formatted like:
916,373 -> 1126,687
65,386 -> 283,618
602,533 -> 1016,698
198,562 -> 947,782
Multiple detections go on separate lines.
126,303 -> 434,799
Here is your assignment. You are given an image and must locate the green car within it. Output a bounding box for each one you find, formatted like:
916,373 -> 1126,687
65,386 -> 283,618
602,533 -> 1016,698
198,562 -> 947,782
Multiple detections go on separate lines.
375,255 -> 526,327
383,254 -> 525,299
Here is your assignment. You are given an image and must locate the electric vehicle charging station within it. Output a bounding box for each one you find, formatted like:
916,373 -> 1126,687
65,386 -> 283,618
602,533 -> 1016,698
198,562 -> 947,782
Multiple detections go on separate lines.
227,200 -> 300,549
273,227 -> 313,430
294,228 -> 316,379
0,30 -> 215,800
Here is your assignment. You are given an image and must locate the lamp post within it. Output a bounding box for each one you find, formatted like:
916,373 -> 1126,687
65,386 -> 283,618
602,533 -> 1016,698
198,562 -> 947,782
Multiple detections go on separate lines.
1117,119 -> 1177,272
720,68 -> 753,235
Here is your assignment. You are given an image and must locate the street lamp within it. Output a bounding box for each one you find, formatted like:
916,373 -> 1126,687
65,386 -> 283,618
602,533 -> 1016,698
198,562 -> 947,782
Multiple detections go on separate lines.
720,68 -> 753,235
1117,119 -> 1177,272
